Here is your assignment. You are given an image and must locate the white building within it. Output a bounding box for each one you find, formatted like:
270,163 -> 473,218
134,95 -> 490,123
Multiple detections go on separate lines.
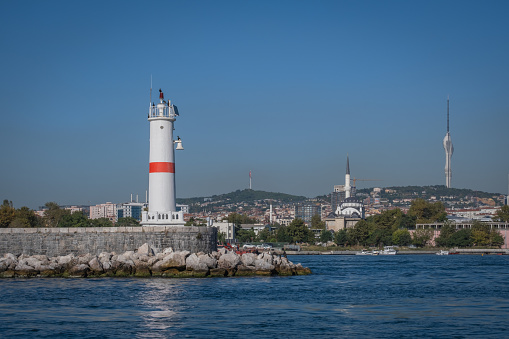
90,202 -> 117,222
210,221 -> 235,243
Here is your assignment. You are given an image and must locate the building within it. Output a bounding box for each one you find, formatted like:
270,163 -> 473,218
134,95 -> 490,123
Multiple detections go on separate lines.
326,155 -> 365,231
294,203 -> 322,226
210,221 -> 236,243
117,202 -> 146,221
414,221 -> 509,248
90,202 -> 117,222
176,204 -> 189,214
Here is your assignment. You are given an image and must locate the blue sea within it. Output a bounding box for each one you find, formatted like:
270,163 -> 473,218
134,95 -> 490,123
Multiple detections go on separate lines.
1,254 -> 508,338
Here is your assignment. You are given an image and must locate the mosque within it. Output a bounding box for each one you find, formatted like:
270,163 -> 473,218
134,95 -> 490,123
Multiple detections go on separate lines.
325,155 -> 365,232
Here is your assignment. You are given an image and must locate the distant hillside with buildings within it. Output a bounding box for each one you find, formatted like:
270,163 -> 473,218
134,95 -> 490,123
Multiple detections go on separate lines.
177,189 -> 307,214
355,185 -> 505,209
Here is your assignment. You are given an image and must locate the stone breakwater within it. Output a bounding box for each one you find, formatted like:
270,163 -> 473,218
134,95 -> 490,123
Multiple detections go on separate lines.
0,226 -> 217,257
0,243 -> 312,278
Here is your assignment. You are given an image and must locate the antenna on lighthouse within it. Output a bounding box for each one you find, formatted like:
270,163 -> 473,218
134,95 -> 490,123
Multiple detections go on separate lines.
149,75 -> 152,106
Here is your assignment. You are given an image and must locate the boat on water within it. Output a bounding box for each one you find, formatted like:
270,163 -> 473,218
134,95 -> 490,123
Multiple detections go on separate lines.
356,249 -> 379,255
379,246 -> 397,255
436,250 -> 449,255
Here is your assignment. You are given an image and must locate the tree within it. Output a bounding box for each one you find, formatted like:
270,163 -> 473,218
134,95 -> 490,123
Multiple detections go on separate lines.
43,202 -> 70,227
435,222 -> 456,247
470,221 -> 491,247
408,199 -> 447,224
335,229 -> 348,246
10,206 -> 40,228
319,229 -> 333,243
287,218 -> 314,243
412,228 -> 433,247
59,211 -> 90,228
392,229 -> 412,246
257,227 -> 271,242
217,231 -> 226,244
0,200 -> 16,228
90,218 -> 113,227
493,205 -> 509,222
372,209 -> 403,232
236,228 -> 256,243
349,220 -> 372,246
449,229 -> 472,247
311,214 -> 325,229
116,217 -> 140,227
490,231 -> 505,248
398,213 -> 417,229
276,225 -> 291,242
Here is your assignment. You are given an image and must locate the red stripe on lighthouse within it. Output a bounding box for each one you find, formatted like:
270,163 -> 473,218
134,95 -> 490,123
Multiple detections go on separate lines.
149,162 -> 175,173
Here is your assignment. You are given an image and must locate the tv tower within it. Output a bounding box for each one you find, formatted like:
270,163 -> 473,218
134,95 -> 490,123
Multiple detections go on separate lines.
141,88 -> 185,226
443,96 -> 454,188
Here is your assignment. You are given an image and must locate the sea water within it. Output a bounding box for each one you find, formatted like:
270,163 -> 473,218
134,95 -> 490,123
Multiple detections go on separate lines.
1,255 -> 508,338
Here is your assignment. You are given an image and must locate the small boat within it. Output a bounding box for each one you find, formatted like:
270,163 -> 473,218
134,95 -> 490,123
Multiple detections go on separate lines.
436,250 -> 449,255
379,246 -> 397,255
356,249 -> 378,255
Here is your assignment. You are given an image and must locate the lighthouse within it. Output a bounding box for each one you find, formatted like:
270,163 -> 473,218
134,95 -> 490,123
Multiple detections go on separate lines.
141,89 -> 185,226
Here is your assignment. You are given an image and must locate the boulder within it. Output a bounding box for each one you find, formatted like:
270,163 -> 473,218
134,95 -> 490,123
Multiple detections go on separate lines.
186,253 -> 209,272
198,254 -> 217,269
137,243 -> 155,257
218,252 -> 240,269
58,254 -> 76,267
254,259 -> 275,271
14,262 -> 37,276
236,264 -> 257,276
67,264 -> 89,277
152,251 -> 188,272
77,254 -> 93,265
0,258 -> 15,272
209,268 -> 227,277
241,253 -> 256,267
133,260 -> 151,277
88,257 -> 104,273
4,253 -> 17,261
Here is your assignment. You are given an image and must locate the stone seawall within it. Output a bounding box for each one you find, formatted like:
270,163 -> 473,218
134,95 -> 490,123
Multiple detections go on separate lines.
0,226 -> 217,257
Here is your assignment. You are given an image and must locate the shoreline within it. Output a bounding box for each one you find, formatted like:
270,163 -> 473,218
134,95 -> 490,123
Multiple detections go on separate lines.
285,248 -> 509,255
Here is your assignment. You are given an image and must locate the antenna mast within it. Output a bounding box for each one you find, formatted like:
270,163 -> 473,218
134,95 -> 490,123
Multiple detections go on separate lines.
150,75 -> 153,107
447,95 -> 450,133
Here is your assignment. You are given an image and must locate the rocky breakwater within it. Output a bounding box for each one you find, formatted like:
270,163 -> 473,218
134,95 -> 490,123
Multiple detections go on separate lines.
0,243 -> 311,278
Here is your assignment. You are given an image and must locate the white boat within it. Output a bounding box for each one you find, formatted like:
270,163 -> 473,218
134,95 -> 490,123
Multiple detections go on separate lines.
436,250 -> 449,255
379,246 -> 397,255
356,249 -> 378,255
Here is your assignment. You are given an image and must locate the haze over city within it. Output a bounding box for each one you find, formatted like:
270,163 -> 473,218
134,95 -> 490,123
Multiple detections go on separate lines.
1,0 -> 508,210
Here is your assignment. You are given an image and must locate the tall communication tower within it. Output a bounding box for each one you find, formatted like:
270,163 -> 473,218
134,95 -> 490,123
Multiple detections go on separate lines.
443,96 -> 454,188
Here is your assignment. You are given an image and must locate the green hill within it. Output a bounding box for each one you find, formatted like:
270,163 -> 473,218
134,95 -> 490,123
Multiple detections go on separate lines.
177,189 -> 307,213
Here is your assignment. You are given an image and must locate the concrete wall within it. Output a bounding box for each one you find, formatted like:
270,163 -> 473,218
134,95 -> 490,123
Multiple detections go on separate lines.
0,226 -> 217,257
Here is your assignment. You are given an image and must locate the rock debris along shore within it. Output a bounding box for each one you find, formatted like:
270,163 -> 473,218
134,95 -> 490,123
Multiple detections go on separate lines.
0,244 -> 311,278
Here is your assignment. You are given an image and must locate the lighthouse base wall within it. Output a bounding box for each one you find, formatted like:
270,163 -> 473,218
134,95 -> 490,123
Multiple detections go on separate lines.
0,226 -> 217,257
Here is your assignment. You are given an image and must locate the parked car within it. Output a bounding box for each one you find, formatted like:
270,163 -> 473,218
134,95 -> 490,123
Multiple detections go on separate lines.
243,244 -> 256,249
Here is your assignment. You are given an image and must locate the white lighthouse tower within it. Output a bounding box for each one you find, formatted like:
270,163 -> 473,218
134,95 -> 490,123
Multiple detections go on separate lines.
141,89 -> 185,226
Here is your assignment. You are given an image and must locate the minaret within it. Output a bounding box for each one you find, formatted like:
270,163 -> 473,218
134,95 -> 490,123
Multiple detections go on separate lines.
345,154 -> 351,198
443,96 -> 454,188
141,89 -> 184,226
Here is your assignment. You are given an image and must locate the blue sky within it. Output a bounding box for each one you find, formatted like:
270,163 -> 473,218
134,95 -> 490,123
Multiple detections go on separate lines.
1,1 -> 508,209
